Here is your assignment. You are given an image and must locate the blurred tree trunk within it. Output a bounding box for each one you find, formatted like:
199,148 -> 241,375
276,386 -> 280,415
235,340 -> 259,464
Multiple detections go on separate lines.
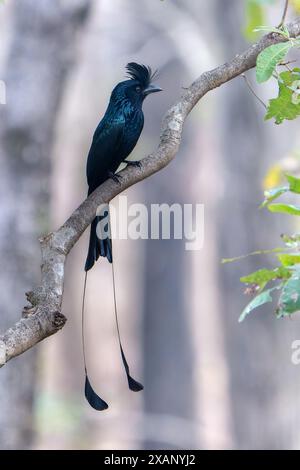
140,0 -> 232,450
0,0 -> 90,449
141,59 -> 196,450
216,0 -> 299,449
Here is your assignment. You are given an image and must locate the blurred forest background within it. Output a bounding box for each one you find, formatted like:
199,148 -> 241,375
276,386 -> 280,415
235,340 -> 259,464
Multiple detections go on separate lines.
0,0 -> 300,450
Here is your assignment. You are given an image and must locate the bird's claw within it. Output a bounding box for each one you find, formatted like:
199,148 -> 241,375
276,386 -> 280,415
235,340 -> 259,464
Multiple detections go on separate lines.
125,160 -> 142,168
108,171 -> 122,184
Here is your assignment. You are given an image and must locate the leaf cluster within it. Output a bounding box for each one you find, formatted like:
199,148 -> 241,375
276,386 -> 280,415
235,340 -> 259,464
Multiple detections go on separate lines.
225,174 -> 300,322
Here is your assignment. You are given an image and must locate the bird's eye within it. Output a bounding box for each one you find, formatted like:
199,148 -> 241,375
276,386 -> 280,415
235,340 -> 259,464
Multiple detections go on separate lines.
135,86 -> 141,93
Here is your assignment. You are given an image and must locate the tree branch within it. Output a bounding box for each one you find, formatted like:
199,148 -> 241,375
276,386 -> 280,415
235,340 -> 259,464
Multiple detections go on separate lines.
1,18 -> 300,367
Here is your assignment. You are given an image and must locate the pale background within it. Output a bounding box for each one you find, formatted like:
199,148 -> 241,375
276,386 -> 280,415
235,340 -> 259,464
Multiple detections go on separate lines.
0,0 -> 300,450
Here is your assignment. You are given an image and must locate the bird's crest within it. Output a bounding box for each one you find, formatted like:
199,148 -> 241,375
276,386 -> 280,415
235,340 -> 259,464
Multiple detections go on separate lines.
126,62 -> 157,88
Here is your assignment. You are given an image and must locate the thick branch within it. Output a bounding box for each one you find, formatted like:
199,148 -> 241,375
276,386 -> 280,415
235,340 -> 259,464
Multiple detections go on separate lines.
1,18 -> 300,366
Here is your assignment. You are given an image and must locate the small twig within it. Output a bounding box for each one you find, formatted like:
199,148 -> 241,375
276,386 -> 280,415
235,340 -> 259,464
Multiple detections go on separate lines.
278,0 -> 289,28
279,59 -> 297,72
241,73 -> 267,109
279,60 -> 296,66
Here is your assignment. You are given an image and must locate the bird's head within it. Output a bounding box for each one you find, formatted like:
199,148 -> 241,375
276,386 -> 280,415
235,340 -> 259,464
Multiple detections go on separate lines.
111,63 -> 162,107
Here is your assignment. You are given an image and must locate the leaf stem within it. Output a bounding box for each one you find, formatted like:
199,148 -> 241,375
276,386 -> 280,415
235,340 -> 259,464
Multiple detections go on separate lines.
241,73 -> 267,109
279,59 -> 297,71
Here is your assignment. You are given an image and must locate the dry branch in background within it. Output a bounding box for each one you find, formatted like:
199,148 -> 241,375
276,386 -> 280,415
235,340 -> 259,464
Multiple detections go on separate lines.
1,18 -> 300,367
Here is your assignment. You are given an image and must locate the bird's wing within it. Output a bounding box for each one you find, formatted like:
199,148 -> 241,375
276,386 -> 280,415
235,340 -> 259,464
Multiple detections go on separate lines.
86,115 -> 125,191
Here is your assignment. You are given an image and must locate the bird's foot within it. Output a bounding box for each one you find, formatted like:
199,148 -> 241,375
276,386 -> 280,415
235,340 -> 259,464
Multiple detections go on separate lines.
124,160 -> 142,168
108,171 -> 122,184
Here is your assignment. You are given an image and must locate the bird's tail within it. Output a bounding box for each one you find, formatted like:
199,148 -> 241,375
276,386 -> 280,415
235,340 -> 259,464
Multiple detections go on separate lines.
85,207 -> 112,271
82,205 -> 143,411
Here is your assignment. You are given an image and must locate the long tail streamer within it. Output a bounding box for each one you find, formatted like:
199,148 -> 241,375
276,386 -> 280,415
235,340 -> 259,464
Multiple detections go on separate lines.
111,258 -> 144,392
82,271 -> 109,410
81,209 -> 143,411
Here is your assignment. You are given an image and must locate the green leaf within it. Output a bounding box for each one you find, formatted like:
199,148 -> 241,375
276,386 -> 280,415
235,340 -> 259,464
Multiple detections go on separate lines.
286,173 -> 300,193
268,203 -> 300,215
256,42 -> 293,83
277,253 -> 300,266
240,267 -> 291,288
244,0 -> 265,41
261,175 -> 300,208
277,268 -> 300,316
239,287 -> 278,322
265,70 -> 300,124
260,186 -> 289,207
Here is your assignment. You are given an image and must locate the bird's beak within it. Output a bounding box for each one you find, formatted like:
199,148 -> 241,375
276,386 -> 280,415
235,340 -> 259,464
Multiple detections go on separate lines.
143,84 -> 163,96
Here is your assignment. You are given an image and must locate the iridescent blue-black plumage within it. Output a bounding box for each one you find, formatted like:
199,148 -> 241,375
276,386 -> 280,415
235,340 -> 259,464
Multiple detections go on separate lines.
83,63 -> 161,411
85,62 -> 161,271
84,375 -> 108,411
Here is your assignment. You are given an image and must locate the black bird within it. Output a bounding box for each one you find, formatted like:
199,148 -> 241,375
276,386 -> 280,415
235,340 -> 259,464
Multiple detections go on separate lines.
82,63 -> 162,410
